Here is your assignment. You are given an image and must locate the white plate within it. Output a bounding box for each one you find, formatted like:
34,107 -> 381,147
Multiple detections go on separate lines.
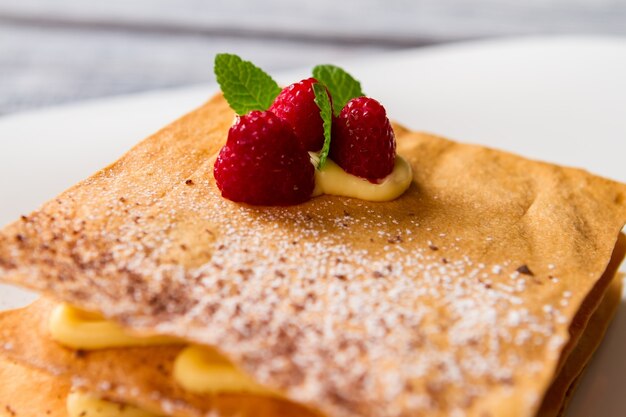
0,36 -> 624,416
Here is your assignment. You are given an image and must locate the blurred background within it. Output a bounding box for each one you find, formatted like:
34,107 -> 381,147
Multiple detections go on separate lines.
1,0 -> 626,116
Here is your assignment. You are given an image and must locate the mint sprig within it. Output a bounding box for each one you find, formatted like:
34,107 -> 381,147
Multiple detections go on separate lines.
313,65 -> 364,116
313,83 -> 333,169
214,54 -> 281,115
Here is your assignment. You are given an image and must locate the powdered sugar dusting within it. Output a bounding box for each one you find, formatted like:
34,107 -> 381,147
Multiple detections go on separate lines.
1,101 -> 622,417
3,178 -> 573,417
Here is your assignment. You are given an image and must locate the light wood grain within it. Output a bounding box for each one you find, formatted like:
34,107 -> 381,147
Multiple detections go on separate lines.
3,0 -> 626,41
1,0 -> 625,115
0,22 -> 387,115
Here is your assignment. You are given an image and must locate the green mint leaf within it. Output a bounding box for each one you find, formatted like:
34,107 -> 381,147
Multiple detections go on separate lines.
214,54 -> 281,115
313,82 -> 333,169
313,64 -> 364,116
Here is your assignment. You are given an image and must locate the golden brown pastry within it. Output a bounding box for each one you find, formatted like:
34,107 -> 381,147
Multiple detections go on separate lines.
0,94 -> 625,417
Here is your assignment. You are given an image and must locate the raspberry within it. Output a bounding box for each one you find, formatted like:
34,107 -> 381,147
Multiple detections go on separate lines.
214,111 -> 315,205
269,77 -> 326,151
330,97 -> 396,182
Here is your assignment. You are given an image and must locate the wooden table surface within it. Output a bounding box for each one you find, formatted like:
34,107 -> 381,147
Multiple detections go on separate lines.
2,0 -> 625,115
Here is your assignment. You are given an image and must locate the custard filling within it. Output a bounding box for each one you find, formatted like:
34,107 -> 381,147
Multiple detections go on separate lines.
49,304 -> 179,350
173,345 -> 272,395
50,303 -> 275,415
311,154 -> 412,201
67,391 -> 161,417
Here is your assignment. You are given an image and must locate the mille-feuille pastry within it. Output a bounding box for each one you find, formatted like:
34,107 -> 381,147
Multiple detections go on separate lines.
0,272 -> 622,417
0,56 -> 625,417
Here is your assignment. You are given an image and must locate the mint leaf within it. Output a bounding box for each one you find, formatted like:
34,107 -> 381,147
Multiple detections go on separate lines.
313,65 -> 364,116
214,54 -> 281,115
313,83 -> 333,169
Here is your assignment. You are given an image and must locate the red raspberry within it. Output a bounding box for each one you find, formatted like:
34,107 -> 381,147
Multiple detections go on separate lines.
269,77 -> 326,151
330,97 -> 396,182
214,111 -> 315,205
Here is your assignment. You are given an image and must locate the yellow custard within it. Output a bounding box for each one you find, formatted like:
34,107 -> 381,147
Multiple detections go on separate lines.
67,391 -> 160,417
49,304 -> 179,350
311,154 -> 412,201
50,304 -> 273,398
173,345 -> 272,395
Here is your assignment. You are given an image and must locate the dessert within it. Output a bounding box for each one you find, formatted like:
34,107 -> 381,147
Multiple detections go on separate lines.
212,55 -> 408,205
0,56 -> 625,417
